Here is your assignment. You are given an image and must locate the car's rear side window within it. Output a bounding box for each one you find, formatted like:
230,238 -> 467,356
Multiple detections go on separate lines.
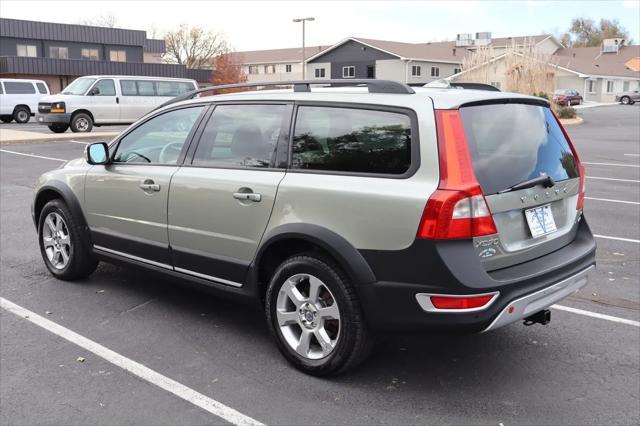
36,82 -> 48,94
460,103 -> 579,195
4,82 -> 36,94
292,106 -> 412,175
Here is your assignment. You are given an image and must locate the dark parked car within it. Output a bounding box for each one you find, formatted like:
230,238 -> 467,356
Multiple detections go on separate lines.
553,89 -> 582,106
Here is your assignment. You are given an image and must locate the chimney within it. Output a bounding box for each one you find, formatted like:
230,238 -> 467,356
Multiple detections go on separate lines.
453,48 -> 456,56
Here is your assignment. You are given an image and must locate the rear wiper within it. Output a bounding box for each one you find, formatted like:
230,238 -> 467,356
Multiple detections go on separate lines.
498,175 -> 555,194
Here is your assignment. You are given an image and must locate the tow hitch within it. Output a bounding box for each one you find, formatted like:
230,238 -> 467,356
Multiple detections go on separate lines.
523,309 -> 551,326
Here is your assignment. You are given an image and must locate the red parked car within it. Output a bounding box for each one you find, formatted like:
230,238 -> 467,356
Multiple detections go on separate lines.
553,89 -> 582,106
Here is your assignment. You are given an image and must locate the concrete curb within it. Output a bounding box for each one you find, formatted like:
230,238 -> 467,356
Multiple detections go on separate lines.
559,116 -> 584,126
0,130 -> 119,144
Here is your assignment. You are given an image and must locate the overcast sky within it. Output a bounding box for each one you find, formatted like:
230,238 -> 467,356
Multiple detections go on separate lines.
2,1 -> 639,51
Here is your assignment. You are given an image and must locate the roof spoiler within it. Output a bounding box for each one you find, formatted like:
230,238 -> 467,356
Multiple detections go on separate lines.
422,79 -> 501,92
153,79 -> 415,111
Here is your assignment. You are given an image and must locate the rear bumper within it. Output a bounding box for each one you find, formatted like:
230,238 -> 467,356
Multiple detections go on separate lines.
36,113 -> 71,125
482,265 -> 592,332
356,218 -> 596,333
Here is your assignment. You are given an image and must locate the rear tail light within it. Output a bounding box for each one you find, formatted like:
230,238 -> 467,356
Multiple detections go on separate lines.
417,110 -> 497,240
551,110 -> 586,210
415,292 -> 499,312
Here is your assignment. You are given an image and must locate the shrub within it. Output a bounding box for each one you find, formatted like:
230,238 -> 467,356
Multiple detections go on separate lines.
532,91 -> 550,100
555,105 -> 577,119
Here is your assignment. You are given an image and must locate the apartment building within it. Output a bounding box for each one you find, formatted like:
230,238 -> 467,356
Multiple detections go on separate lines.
0,18 -> 211,92
229,45 -> 329,82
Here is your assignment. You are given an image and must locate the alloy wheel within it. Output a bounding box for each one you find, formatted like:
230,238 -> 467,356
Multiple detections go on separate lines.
42,212 -> 71,270
276,273 -> 341,360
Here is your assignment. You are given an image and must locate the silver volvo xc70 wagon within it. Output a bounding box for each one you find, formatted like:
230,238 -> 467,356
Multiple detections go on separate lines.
32,80 -> 596,375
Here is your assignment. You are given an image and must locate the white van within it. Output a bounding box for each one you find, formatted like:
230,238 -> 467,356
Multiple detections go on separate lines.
36,75 -> 198,133
0,79 -> 50,123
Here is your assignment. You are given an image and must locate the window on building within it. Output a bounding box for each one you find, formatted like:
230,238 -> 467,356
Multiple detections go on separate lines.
292,106 -> 412,175
587,80 -> 596,93
314,68 -> 325,78
606,80 -> 614,93
4,82 -> 36,94
342,66 -> 356,78
81,48 -> 100,60
248,65 -> 259,74
49,46 -> 68,59
431,66 -> 440,77
490,81 -> 501,89
453,67 -> 462,74
264,65 -> 276,74
623,81 -> 630,92
36,82 -> 48,94
411,65 -> 421,77
192,104 -> 287,168
285,64 -> 292,73
17,44 -> 37,57
109,50 -> 127,62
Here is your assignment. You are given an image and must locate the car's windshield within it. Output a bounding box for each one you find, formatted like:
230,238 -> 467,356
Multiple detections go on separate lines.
554,89 -> 568,95
61,78 -> 97,95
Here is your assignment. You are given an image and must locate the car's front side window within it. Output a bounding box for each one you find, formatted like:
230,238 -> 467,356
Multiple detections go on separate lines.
113,106 -> 204,165
93,79 -> 116,96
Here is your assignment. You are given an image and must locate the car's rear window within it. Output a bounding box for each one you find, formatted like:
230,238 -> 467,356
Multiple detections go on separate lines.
460,103 -> 579,195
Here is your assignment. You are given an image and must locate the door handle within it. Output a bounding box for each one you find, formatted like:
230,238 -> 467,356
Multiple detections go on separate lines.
140,179 -> 160,192
233,192 -> 261,202
116,96 -> 120,104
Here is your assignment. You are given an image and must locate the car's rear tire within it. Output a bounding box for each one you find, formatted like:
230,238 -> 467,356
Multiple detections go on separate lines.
13,106 -> 30,123
265,254 -> 374,376
38,199 -> 98,280
1,115 -> 12,123
621,96 -> 631,105
70,113 -> 93,133
48,123 -> 69,133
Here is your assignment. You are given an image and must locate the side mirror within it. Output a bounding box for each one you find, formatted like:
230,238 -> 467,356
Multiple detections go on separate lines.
86,142 -> 109,165
89,87 -> 100,96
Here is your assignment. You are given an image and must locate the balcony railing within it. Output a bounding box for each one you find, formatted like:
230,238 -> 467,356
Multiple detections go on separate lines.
0,56 -> 211,83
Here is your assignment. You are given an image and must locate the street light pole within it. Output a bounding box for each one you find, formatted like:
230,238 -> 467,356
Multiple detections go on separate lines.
293,17 -> 315,80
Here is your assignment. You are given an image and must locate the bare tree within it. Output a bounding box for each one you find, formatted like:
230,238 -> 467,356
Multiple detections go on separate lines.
76,12 -> 119,28
561,18 -> 631,47
163,24 -> 228,69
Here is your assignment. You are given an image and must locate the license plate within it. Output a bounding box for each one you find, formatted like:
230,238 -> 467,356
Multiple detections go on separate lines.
525,204 -> 557,238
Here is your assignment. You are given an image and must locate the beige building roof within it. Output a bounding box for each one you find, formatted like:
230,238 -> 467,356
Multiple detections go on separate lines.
229,45 -> 330,65
553,45 -> 640,78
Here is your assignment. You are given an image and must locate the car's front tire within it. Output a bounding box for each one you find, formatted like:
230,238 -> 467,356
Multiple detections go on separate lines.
265,254 -> 373,376
48,123 -> 69,133
13,106 -> 30,123
70,113 -> 93,133
621,96 -> 631,105
38,199 -> 98,280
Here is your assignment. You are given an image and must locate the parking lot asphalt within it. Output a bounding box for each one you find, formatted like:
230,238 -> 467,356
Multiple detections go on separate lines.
1,105 -> 639,425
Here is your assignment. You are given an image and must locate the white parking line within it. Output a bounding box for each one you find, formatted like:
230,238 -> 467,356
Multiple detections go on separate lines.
587,176 -> 640,183
67,140 -> 90,145
0,297 -> 264,426
623,154 -> 640,157
594,234 -> 640,244
585,197 -> 640,205
0,149 -> 66,162
553,304 -> 640,327
583,161 -> 640,168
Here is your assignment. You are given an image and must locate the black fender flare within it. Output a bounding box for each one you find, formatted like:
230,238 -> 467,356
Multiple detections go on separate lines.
250,223 -> 377,289
33,181 -> 90,235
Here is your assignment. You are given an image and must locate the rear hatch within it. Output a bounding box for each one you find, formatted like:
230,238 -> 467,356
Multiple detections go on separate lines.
459,102 -> 582,271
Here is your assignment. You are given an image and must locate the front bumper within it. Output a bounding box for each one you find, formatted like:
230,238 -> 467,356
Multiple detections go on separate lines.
36,113 -> 71,125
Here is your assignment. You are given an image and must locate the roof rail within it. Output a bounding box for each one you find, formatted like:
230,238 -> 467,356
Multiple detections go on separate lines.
154,79 -> 415,111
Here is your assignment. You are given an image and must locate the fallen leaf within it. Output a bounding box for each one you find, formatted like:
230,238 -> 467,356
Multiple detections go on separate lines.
77,357 -> 85,363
